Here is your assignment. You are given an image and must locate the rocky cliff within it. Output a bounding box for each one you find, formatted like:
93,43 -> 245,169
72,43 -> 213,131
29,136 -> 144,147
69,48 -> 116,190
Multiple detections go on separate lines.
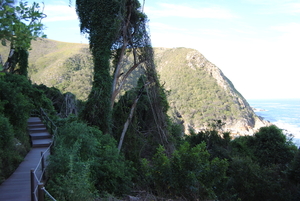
155,48 -> 270,135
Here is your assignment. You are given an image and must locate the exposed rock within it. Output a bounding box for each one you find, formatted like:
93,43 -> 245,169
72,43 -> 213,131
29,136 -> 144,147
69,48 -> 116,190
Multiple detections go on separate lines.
156,48 -> 270,135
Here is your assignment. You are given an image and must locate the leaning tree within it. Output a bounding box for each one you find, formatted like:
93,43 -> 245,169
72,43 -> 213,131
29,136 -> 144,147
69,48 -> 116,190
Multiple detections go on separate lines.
76,0 -> 173,153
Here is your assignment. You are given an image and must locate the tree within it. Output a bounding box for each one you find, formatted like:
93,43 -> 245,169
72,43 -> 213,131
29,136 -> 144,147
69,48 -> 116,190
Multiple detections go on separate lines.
0,0 -> 46,74
76,0 -> 173,155
253,125 -> 296,166
75,0 -> 123,133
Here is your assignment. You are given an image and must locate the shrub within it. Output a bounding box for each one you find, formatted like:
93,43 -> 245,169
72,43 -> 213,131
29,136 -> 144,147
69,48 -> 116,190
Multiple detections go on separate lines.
0,73 -> 55,181
253,125 -> 297,166
47,120 -> 134,199
0,114 -> 23,183
141,142 -> 228,200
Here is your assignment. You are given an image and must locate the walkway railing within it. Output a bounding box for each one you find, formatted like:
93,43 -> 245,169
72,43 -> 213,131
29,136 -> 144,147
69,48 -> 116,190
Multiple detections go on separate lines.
30,108 -> 57,201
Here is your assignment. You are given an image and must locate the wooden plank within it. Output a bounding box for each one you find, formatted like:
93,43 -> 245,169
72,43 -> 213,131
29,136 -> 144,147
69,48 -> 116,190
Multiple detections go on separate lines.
27,117 -> 42,124
0,117 -> 51,201
0,147 -> 49,201
30,132 -> 52,140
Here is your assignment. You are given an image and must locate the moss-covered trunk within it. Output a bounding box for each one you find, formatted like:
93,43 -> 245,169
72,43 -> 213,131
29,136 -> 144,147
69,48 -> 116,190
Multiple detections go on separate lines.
80,46 -> 112,134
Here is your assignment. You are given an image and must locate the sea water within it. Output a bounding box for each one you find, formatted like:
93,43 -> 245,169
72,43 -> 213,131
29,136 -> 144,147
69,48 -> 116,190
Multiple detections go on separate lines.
248,99 -> 300,147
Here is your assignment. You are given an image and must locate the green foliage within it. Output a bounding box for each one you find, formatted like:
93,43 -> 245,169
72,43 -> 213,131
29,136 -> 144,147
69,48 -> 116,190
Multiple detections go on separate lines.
0,73 -> 33,131
223,156 -> 294,201
76,0 -> 152,134
2,39 -> 258,136
253,125 -> 297,166
76,0 -> 124,132
141,142 -> 228,200
47,120 -> 134,198
289,149 -> 300,184
182,125 -> 298,200
0,114 -> 23,183
0,0 -> 46,50
16,48 -> 29,76
56,52 -> 93,100
155,48 -> 255,131
23,40 -> 94,101
33,84 -> 65,113
185,123 -> 231,159
230,125 -> 297,167
0,73 -> 55,182
112,75 -> 176,163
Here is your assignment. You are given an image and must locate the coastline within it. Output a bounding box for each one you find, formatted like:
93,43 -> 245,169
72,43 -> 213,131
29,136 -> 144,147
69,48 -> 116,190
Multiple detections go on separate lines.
248,99 -> 300,147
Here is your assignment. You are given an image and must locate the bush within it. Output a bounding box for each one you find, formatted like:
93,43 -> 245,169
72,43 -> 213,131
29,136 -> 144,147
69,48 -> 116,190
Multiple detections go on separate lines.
141,142 -> 228,200
47,120 -> 134,199
289,149 -> 300,184
0,73 -> 55,181
253,125 -> 297,166
185,127 -> 231,160
0,114 -> 23,183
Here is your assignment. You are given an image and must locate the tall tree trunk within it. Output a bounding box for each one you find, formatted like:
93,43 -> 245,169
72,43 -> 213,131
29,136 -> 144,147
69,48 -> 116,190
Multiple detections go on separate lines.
80,46 -> 113,134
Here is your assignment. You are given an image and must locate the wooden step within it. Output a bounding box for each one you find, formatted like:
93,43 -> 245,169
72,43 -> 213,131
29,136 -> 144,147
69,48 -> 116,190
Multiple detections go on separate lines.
28,123 -> 46,128
30,132 -> 52,140
27,117 -> 43,124
32,138 -> 52,148
28,127 -> 47,133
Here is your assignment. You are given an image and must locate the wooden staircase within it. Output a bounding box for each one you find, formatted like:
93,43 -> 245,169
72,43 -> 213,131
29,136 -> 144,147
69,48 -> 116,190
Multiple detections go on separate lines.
28,117 -> 52,148
0,117 -> 52,201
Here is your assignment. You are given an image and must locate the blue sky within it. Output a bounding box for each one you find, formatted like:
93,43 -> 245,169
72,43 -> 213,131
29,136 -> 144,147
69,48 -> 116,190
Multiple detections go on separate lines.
26,0 -> 300,100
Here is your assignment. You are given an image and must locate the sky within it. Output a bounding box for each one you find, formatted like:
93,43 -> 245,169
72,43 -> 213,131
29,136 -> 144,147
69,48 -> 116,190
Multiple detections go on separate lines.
25,0 -> 300,100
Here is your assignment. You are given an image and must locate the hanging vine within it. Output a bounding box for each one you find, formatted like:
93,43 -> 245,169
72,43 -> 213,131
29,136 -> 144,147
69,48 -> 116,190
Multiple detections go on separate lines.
76,0 -> 174,154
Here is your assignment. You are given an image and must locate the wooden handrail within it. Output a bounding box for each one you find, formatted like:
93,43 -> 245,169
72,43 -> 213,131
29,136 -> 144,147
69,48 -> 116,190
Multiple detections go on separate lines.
30,108 -> 57,201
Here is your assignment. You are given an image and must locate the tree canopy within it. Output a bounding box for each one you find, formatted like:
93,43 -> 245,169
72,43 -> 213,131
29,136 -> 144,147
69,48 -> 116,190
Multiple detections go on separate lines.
0,0 -> 46,73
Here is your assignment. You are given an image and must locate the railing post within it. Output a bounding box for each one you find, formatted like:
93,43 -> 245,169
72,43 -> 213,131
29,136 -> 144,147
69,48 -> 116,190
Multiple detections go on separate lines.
30,169 -> 35,201
38,183 -> 45,201
41,151 -> 45,181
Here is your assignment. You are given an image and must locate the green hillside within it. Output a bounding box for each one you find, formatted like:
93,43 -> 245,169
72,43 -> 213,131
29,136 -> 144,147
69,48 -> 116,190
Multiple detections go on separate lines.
0,38 -> 265,133
154,47 -> 259,133
0,39 -> 93,100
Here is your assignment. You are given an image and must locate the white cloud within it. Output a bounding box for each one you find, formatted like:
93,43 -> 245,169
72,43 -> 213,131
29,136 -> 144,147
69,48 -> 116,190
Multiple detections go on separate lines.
254,1 -> 300,15
267,3 -> 300,15
283,3 -> 300,14
272,22 -> 300,32
43,4 -> 78,22
145,3 -> 238,19
149,22 -> 187,31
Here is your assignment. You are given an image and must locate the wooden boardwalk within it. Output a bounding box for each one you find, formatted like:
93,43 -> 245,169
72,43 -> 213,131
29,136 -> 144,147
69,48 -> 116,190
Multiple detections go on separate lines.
0,117 -> 52,201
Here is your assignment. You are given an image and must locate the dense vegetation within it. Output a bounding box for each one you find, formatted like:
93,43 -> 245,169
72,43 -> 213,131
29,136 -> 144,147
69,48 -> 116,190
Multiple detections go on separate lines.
1,1 -> 300,201
0,73 -> 56,182
156,48 -> 255,128
0,0 -> 49,182
1,40 -> 262,134
1,75 -> 299,200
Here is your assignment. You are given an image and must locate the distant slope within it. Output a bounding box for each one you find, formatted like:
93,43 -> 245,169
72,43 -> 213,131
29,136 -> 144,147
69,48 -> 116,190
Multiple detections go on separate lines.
0,38 -> 93,100
0,38 -> 268,134
155,47 -> 268,134
28,39 -> 94,100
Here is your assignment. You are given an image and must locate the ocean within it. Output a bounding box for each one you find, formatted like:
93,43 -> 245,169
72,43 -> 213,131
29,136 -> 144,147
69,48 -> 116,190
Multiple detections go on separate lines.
248,99 -> 300,147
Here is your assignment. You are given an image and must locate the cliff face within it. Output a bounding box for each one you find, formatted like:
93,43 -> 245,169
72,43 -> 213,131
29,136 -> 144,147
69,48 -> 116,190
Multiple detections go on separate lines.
155,48 -> 269,135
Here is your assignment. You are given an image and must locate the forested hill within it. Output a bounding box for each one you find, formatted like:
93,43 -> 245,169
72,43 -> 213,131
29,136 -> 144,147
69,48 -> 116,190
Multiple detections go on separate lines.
155,47 -> 269,134
0,38 -> 268,134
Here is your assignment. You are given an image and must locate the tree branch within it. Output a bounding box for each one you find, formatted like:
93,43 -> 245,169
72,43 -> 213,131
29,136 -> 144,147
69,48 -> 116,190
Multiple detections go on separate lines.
111,60 -> 144,108
118,82 -> 150,152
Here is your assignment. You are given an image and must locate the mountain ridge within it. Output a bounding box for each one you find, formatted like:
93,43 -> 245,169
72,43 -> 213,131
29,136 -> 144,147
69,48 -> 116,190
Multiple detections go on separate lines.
154,47 -> 270,135
0,38 -> 270,135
